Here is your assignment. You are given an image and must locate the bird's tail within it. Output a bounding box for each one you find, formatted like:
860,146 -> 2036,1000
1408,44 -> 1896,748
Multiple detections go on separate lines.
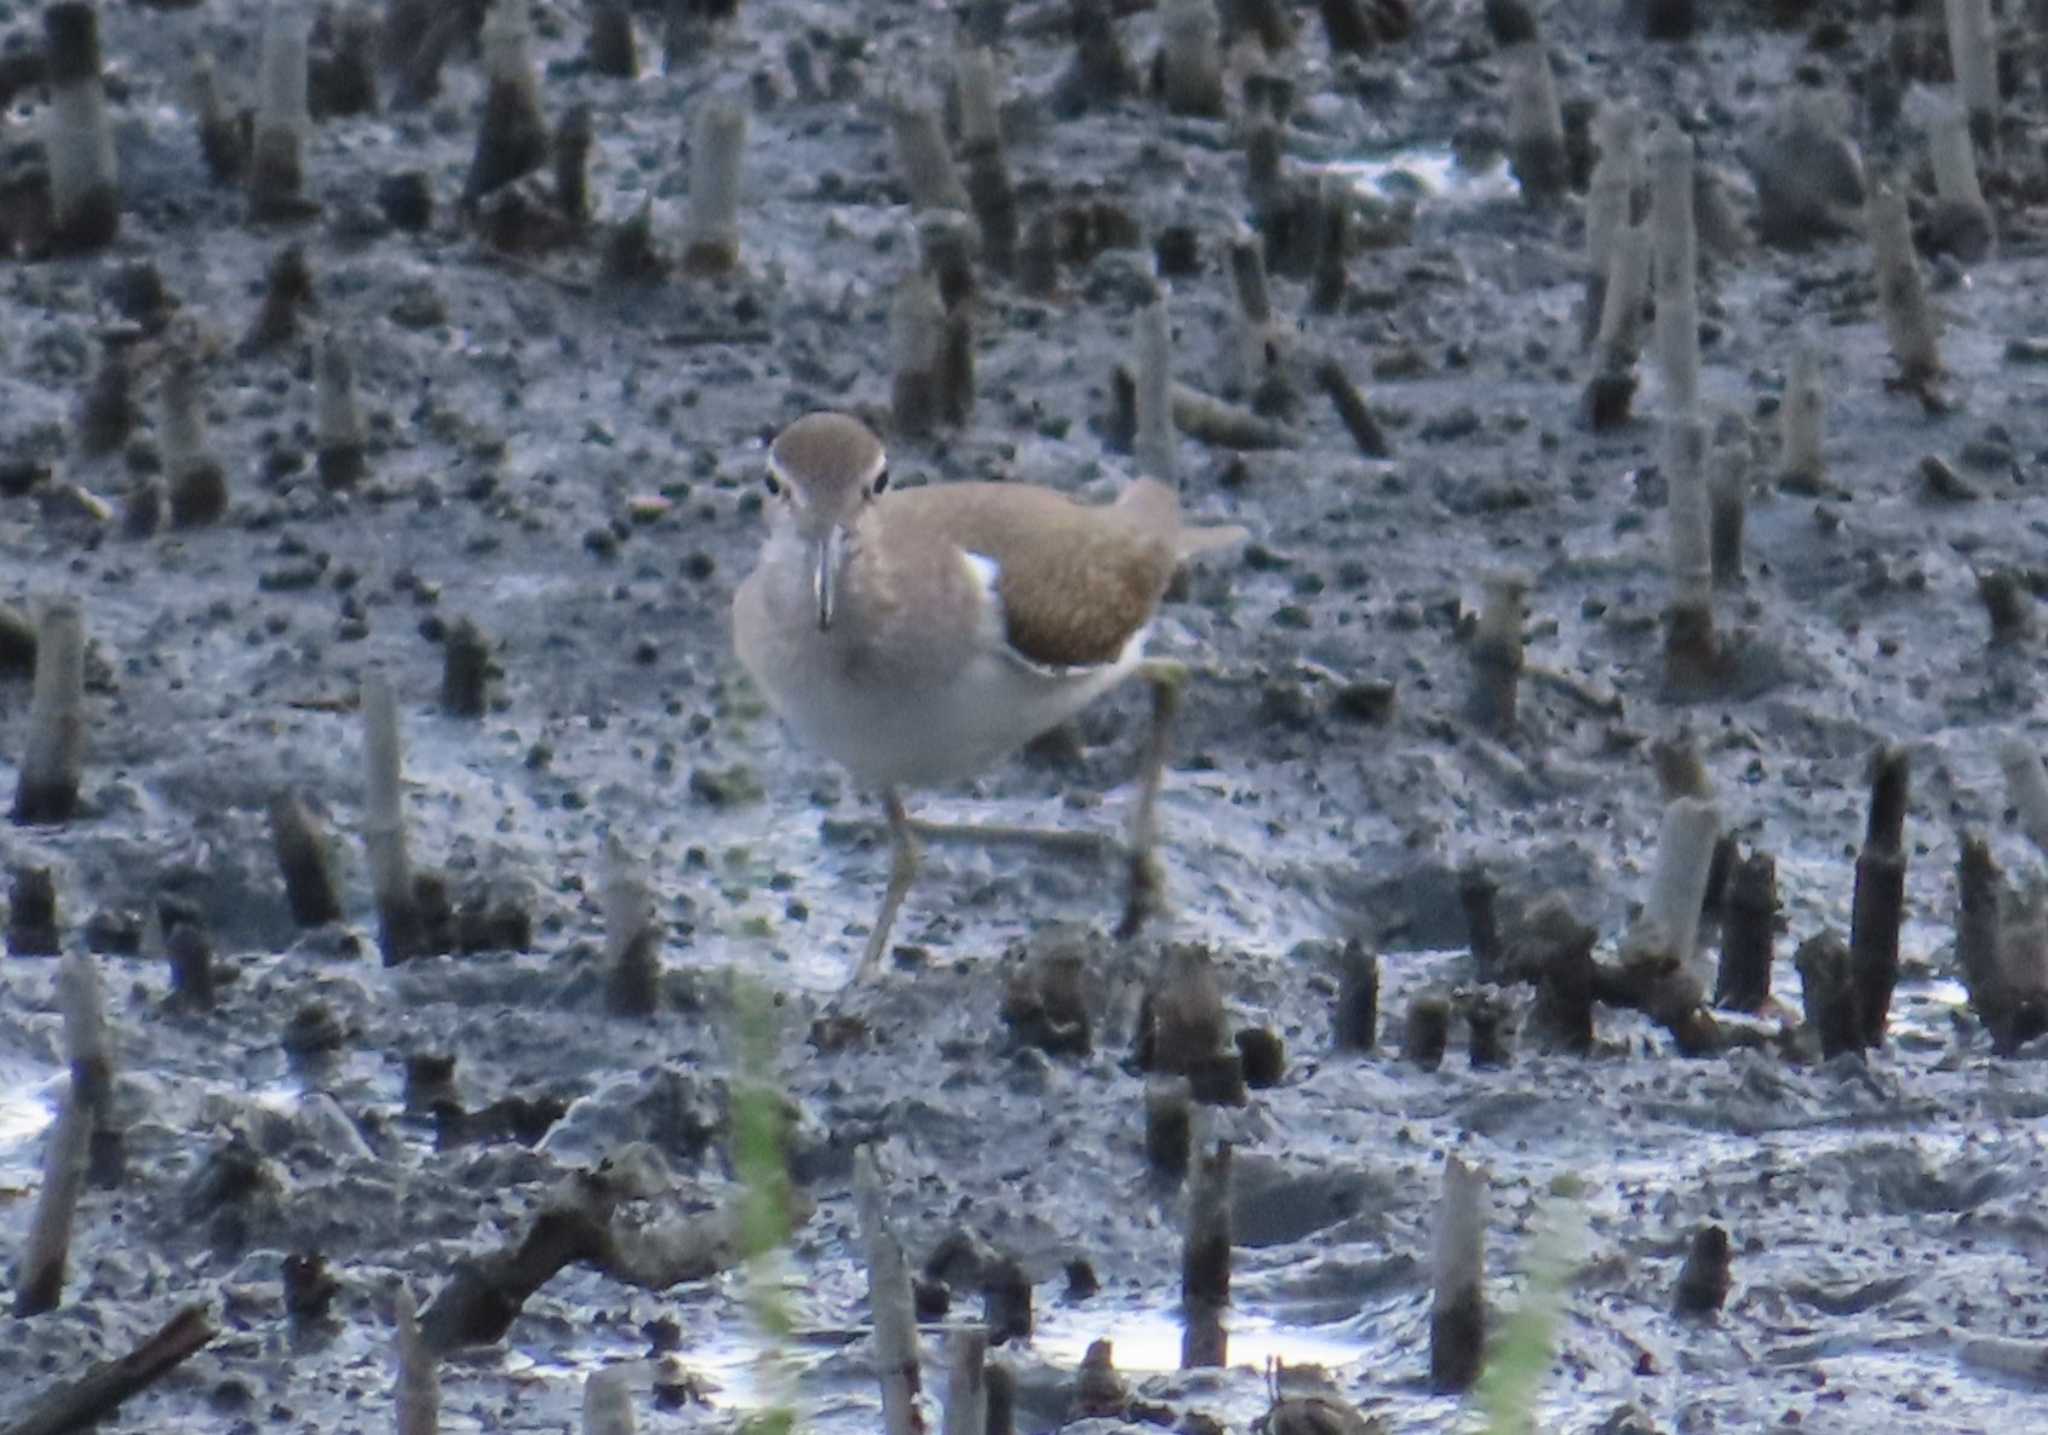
1176,519 -> 1251,559
1116,477 -> 1249,559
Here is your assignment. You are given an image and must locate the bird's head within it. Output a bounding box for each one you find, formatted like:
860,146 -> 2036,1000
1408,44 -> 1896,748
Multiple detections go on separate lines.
764,411 -> 891,631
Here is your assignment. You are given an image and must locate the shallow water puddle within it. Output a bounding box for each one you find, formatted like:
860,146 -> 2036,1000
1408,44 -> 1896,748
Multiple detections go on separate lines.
1319,145 -> 1520,207
519,1325 -> 856,1421
0,1066 -> 58,1189
510,1311 -> 1372,1419
1036,1301 -> 1371,1373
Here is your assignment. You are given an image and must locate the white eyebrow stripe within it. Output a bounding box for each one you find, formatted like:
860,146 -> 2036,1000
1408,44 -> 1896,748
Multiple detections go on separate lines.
765,447 -> 886,488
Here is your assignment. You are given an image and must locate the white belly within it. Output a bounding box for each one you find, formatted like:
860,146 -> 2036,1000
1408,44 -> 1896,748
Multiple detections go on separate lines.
755,632 -> 1146,790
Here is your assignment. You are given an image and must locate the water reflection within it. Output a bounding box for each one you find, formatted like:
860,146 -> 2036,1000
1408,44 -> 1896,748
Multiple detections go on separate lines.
1037,1302 -> 1370,1373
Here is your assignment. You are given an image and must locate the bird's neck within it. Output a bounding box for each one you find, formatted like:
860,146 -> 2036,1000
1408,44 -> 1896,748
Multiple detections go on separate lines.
761,523 -> 866,626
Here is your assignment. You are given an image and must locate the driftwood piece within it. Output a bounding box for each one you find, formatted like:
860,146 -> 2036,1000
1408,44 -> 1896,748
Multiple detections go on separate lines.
416,1150 -> 757,1354
1,1304 -> 217,1435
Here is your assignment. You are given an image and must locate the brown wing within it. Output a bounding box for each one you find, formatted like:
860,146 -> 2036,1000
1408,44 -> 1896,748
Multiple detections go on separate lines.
889,483 -> 1183,669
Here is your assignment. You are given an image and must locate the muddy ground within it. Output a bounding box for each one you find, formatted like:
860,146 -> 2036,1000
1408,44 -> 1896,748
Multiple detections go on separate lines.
4,0 -> 2048,1430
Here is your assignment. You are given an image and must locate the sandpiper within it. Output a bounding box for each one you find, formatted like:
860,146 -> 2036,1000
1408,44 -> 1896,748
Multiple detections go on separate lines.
733,411 -> 1246,982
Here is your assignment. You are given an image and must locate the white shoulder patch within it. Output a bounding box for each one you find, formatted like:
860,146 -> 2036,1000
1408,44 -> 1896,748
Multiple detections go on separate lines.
960,549 -> 1014,653
961,549 -> 1002,598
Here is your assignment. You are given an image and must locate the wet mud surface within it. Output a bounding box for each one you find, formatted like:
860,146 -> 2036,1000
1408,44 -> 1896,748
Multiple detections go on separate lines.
5,0 -> 2048,1430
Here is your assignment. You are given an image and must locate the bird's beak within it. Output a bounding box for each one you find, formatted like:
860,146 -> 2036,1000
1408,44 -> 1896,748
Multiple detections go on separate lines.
813,523 -> 845,631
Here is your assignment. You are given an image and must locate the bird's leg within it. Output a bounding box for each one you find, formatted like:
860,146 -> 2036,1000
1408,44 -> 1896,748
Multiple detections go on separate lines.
854,788 -> 921,984
1117,659 -> 1187,940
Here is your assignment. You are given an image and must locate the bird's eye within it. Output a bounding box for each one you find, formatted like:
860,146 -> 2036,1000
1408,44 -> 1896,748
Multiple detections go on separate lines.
764,473 -> 782,497
871,466 -> 890,495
